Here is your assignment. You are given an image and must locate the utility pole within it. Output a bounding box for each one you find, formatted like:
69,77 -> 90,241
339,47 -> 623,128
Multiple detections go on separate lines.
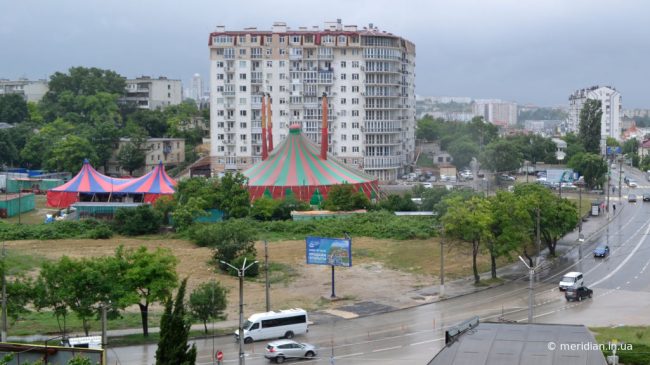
221,258 -> 258,365
264,240 -> 270,312
618,157 -> 622,201
440,227 -> 445,298
101,304 -> 107,349
606,167 -> 611,219
1,242 -> 6,342
519,256 -> 537,323
535,207 -> 541,268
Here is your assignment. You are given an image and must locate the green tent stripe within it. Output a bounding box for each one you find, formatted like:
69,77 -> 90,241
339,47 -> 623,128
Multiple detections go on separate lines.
275,136 -> 294,185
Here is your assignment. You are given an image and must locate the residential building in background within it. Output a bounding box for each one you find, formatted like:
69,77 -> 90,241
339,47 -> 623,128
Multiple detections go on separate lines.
523,119 -> 562,137
122,76 -> 183,110
567,86 -> 622,146
190,73 -> 205,102
107,137 -> 185,176
473,99 -> 518,126
0,78 -> 49,102
208,19 -> 417,181
415,96 -> 475,121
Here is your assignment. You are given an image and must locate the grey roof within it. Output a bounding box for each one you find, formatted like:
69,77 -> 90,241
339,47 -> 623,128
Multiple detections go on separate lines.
428,322 -> 607,365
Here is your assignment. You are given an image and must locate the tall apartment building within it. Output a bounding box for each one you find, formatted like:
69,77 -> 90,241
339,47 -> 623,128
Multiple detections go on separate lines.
568,86 -> 622,144
123,76 -> 183,110
0,79 -> 49,102
208,20 -> 416,181
473,99 -> 518,126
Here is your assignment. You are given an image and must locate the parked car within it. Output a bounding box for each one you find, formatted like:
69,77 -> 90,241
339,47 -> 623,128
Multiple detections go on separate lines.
629,194 -> 637,202
643,193 -> 650,202
612,163 -> 617,169
593,245 -> 609,258
565,286 -> 593,302
265,340 -> 317,363
499,174 -> 516,182
422,182 -> 433,189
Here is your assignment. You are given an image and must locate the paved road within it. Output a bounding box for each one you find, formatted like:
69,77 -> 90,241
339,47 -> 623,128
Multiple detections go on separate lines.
108,167 -> 650,365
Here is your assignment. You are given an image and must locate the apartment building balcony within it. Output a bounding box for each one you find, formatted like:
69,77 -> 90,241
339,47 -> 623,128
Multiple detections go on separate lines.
251,78 -> 263,84
364,139 -> 400,146
224,139 -> 236,146
363,156 -> 402,169
362,121 -> 402,133
289,54 -> 303,61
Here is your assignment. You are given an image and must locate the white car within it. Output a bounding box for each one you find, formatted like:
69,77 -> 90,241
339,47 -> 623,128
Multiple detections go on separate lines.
422,182 -> 433,189
265,340 -> 317,363
628,180 -> 638,188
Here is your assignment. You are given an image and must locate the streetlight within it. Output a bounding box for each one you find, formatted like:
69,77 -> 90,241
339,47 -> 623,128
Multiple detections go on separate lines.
575,180 -> 586,272
435,225 -> 445,298
220,258 -> 258,365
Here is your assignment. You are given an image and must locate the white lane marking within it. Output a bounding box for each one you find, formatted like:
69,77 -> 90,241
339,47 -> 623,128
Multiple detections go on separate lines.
372,345 -> 402,353
411,338 -> 444,346
335,352 -> 364,359
590,219 -> 650,287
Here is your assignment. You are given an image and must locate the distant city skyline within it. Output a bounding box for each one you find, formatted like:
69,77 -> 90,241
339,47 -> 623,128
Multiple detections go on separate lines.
2,0 -> 650,108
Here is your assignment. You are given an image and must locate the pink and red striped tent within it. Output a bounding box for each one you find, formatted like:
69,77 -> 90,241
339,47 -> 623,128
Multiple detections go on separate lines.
243,126 -> 379,204
46,160 -> 177,208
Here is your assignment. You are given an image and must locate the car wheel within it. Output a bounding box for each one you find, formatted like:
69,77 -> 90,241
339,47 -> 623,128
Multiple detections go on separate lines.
284,331 -> 294,339
305,351 -> 315,359
244,337 -> 253,344
276,356 -> 285,364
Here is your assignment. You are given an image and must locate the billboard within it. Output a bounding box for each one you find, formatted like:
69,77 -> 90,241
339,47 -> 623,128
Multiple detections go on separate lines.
306,236 -> 352,267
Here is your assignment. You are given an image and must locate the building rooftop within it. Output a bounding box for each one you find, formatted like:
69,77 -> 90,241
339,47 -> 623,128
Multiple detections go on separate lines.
428,321 -> 607,365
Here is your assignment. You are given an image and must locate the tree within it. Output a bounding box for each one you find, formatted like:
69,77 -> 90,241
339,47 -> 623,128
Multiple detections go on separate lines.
479,139 -> 523,178
33,260 -> 72,336
155,278 -> 197,365
0,261 -> 33,323
563,133 -> 586,162
578,99 -> 603,154
117,139 -> 147,176
322,184 -> 370,211
467,116 -> 499,150
85,119 -> 120,171
128,109 -> 168,138
513,184 -> 579,256
213,173 -> 251,218
44,135 -> 98,173
20,118 -> 76,168
188,219 -> 257,270
606,137 -> 620,147
0,94 -> 28,124
113,205 -> 163,235
46,67 -> 126,96
442,195 -> 493,284
568,153 -> 607,189
117,246 -> 178,337
378,194 -> 418,212
0,130 -> 19,167
486,192 -> 531,279
415,116 -> 440,141
448,138 -> 479,169
189,281 -> 228,334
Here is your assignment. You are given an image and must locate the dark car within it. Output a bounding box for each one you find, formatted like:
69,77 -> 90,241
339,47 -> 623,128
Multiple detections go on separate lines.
643,194 -> 650,202
565,286 -> 593,302
593,245 -> 609,258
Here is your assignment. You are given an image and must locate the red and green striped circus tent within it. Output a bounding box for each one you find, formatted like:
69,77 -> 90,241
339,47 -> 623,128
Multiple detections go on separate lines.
243,126 -> 379,204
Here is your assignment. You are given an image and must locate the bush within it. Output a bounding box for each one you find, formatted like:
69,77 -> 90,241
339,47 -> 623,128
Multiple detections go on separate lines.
113,205 -> 163,236
187,220 -> 257,270
86,225 -> 114,239
226,254 -> 259,277
602,343 -> 650,365
0,220 -> 114,240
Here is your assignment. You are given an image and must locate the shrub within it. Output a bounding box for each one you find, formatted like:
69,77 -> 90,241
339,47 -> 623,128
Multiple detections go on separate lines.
113,205 -> 163,236
226,254 -> 259,277
187,220 -> 257,270
86,226 -> 114,239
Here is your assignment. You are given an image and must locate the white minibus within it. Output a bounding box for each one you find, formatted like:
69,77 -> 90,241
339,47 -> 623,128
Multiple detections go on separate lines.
234,308 -> 308,343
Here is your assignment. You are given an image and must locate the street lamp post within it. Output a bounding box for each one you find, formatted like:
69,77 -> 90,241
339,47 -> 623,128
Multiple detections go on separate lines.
221,258 -> 259,365
575,180 -> 586,272
439,226 -> 445,297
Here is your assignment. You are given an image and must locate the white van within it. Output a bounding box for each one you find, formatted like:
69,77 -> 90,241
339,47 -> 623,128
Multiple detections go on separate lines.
559,272 -> 584,291
235,308 -> 308,343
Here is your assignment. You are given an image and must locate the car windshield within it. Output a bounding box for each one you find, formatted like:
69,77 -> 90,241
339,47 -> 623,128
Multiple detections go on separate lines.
244,320 -> 253,330
561,276 -> 574,282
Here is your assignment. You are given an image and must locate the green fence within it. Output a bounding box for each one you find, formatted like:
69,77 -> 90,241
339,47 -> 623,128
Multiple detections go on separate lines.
0,193 -> 35,218
6,178 -> 64,193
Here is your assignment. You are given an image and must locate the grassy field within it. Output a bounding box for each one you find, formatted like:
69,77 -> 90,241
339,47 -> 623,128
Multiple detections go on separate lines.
591,326 -> 650,346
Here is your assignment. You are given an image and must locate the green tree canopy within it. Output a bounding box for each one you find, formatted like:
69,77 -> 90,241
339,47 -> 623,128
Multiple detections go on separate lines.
188,219 -> 258,270
479,139 -> 523,176
448,138 -> 479,169
116,246 -> 178,337
442,195 -> 493,284
0,94 -> 29,124
117,138 -> 147,175
44,135 -> 98,173
189,281 -> 229,334
155,278 -> 197,365
568,153 -> 607,189
322,184 -> 370,211
579,99 -> 603,154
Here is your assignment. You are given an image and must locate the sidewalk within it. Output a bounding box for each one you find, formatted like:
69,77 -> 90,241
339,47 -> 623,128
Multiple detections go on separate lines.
7,201 -> 623,343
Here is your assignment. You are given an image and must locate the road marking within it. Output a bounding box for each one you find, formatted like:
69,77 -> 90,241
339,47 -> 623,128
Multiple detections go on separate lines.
590,219 -> 650,287
372,345 -> 402,353
616,286 -> 621,290
411,338 -> 444,346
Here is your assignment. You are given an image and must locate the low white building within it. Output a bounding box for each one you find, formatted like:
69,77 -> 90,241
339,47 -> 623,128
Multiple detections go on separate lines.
122,76 -> 183,110
0,79 -> 48,102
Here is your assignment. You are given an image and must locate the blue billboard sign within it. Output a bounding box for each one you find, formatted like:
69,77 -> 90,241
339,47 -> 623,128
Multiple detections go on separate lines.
306,236 -> 352,267
606,146 -> 622,155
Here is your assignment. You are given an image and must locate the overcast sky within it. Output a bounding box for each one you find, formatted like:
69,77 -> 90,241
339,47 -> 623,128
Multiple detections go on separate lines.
2,0 -> 649,108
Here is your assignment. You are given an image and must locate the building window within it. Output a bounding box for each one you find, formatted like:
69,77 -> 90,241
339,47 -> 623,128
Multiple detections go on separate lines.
240,146 -> 247,152
239,60 -> 247,67
265,35 -> 272,44
352,86 -> 359,92
217,61 -> 224,67
341,122 -> 347,128
251,35 -> 258,43
239,85 -> 247,92
352,110 -> 359,117
352,146 -> 359,152
341,146 -> 347,153
168,93 -> 171,98
216,73 -> 224,80
340,73 -> 347,80
266,60 -> 273,67
240,134 -> 247,140
279,36 -> 285,43
352,73 -> 359,80
338,36 -> 346,44
341,134 -> 347,141
291,35 -> 300,43
239,48 -> 246,55
352,61 -> 359,68
352,134 -> 359,141
240,110 -> 247,116
266,48 -> 272,56
352,98 -> 359,105
340,98 -> 346,105
352,122 -> 359,128
340,86 -> 346,92
279,60 -> 285,67
340,61 -> 346,68
239,73 -> 247,80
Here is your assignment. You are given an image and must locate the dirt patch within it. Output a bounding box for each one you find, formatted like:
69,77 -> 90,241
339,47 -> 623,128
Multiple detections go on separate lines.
6,237 -> 432,319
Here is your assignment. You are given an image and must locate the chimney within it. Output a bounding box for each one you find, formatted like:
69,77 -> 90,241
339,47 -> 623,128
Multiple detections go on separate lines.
321,93 -> 328,160
261,95 -> 268,160
267,93 -> 274,152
